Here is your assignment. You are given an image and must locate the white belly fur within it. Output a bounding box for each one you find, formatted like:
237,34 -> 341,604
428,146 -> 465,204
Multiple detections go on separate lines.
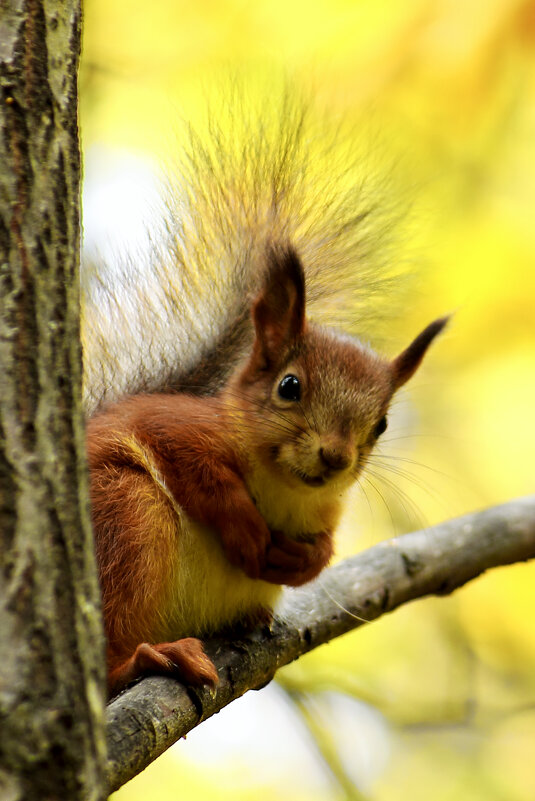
154,461 -> 344,643
246,463 -> 343,537
160,510 -> 282,642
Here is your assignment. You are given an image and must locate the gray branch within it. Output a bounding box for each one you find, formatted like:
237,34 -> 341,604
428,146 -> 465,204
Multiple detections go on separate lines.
106,496 -> 535,792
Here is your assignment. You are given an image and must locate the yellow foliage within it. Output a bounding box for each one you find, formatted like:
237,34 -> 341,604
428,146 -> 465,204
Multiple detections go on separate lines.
81,1 -> 535,798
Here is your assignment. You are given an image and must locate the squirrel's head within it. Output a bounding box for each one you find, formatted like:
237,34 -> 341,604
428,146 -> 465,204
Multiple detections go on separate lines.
225,245 -> 448,496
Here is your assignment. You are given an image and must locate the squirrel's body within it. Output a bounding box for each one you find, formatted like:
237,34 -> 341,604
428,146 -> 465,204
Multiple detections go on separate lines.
84,98 -> 447,695
88,395 -> 281,662
87,246 -> 446,695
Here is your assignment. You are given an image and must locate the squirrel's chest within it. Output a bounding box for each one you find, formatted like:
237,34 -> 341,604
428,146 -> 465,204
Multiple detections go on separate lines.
161,512 -> 281,640
245,468 -> 341,538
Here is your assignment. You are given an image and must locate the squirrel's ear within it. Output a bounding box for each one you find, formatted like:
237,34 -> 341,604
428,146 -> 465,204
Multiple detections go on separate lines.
391,316 -> 449,389
250,245 -> 306,370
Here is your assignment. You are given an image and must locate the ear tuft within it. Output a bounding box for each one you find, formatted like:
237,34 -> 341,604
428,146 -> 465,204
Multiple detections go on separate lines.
250,244 -> 306,370
392,315 -> 449,389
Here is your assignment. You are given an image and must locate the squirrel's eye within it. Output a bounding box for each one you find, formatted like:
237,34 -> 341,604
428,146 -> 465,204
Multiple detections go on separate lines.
374,415 -> 388,438
278,374 -> 301,402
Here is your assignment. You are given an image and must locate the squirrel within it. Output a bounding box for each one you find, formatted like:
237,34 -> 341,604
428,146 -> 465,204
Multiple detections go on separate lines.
84,97 -> 448,697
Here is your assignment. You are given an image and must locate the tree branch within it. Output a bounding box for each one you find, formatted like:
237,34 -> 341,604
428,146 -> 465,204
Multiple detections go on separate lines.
106,495 -> 535,792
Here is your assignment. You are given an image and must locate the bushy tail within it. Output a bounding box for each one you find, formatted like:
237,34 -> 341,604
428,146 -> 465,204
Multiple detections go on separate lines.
82,88 -> 408,415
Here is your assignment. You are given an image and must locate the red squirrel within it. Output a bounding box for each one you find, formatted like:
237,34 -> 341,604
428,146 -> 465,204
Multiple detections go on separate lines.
87,244 -> 447,696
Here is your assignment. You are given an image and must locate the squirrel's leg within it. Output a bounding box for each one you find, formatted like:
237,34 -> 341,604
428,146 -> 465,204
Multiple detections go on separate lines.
90,464 -> 218,696
259,530 -> 334,586
163,456 -> 272,580
174,448 -> 334,587
108,639 -> 218,697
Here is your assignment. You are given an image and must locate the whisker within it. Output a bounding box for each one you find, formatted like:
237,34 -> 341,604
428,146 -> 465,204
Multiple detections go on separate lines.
358,472 -> 398,531
372,451 -> 454,479
356,476 -> 374,521
366,457 -> 439,496
365,456 -> 451,514
379,432 -> 459,446
297,400 -> 315,434
318,575 -> 371,624
362,466 -> 428,530
156,381 -> 305,435
222,387 -> 309,436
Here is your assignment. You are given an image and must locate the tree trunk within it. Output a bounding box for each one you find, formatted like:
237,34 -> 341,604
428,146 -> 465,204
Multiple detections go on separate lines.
0,1 -> 107,799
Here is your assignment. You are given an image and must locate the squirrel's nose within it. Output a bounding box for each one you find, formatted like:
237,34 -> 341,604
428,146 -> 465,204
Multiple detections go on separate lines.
319,445 -> 351,472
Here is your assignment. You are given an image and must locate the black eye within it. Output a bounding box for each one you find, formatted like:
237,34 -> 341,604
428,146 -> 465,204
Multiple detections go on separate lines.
374,415 -> 388,438
278,374 -> 301,402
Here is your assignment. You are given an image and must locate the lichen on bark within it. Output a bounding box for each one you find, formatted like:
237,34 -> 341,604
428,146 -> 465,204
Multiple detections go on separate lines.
0,1 -> 107,799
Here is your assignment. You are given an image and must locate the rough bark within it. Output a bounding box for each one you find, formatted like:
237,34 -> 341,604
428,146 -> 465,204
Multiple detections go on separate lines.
106,495 -> 535,793
0,1 -> 107,799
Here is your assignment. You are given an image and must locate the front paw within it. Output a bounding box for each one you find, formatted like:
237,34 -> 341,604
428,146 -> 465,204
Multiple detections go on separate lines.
219,514 -> 271,579
259,530 -> 333,586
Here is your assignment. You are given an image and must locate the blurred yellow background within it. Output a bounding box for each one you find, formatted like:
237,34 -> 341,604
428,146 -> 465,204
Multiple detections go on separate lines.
80,1 -> 535,799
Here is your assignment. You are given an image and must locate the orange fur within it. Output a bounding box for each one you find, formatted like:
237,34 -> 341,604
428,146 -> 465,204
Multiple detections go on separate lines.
87,245 -> 447,696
